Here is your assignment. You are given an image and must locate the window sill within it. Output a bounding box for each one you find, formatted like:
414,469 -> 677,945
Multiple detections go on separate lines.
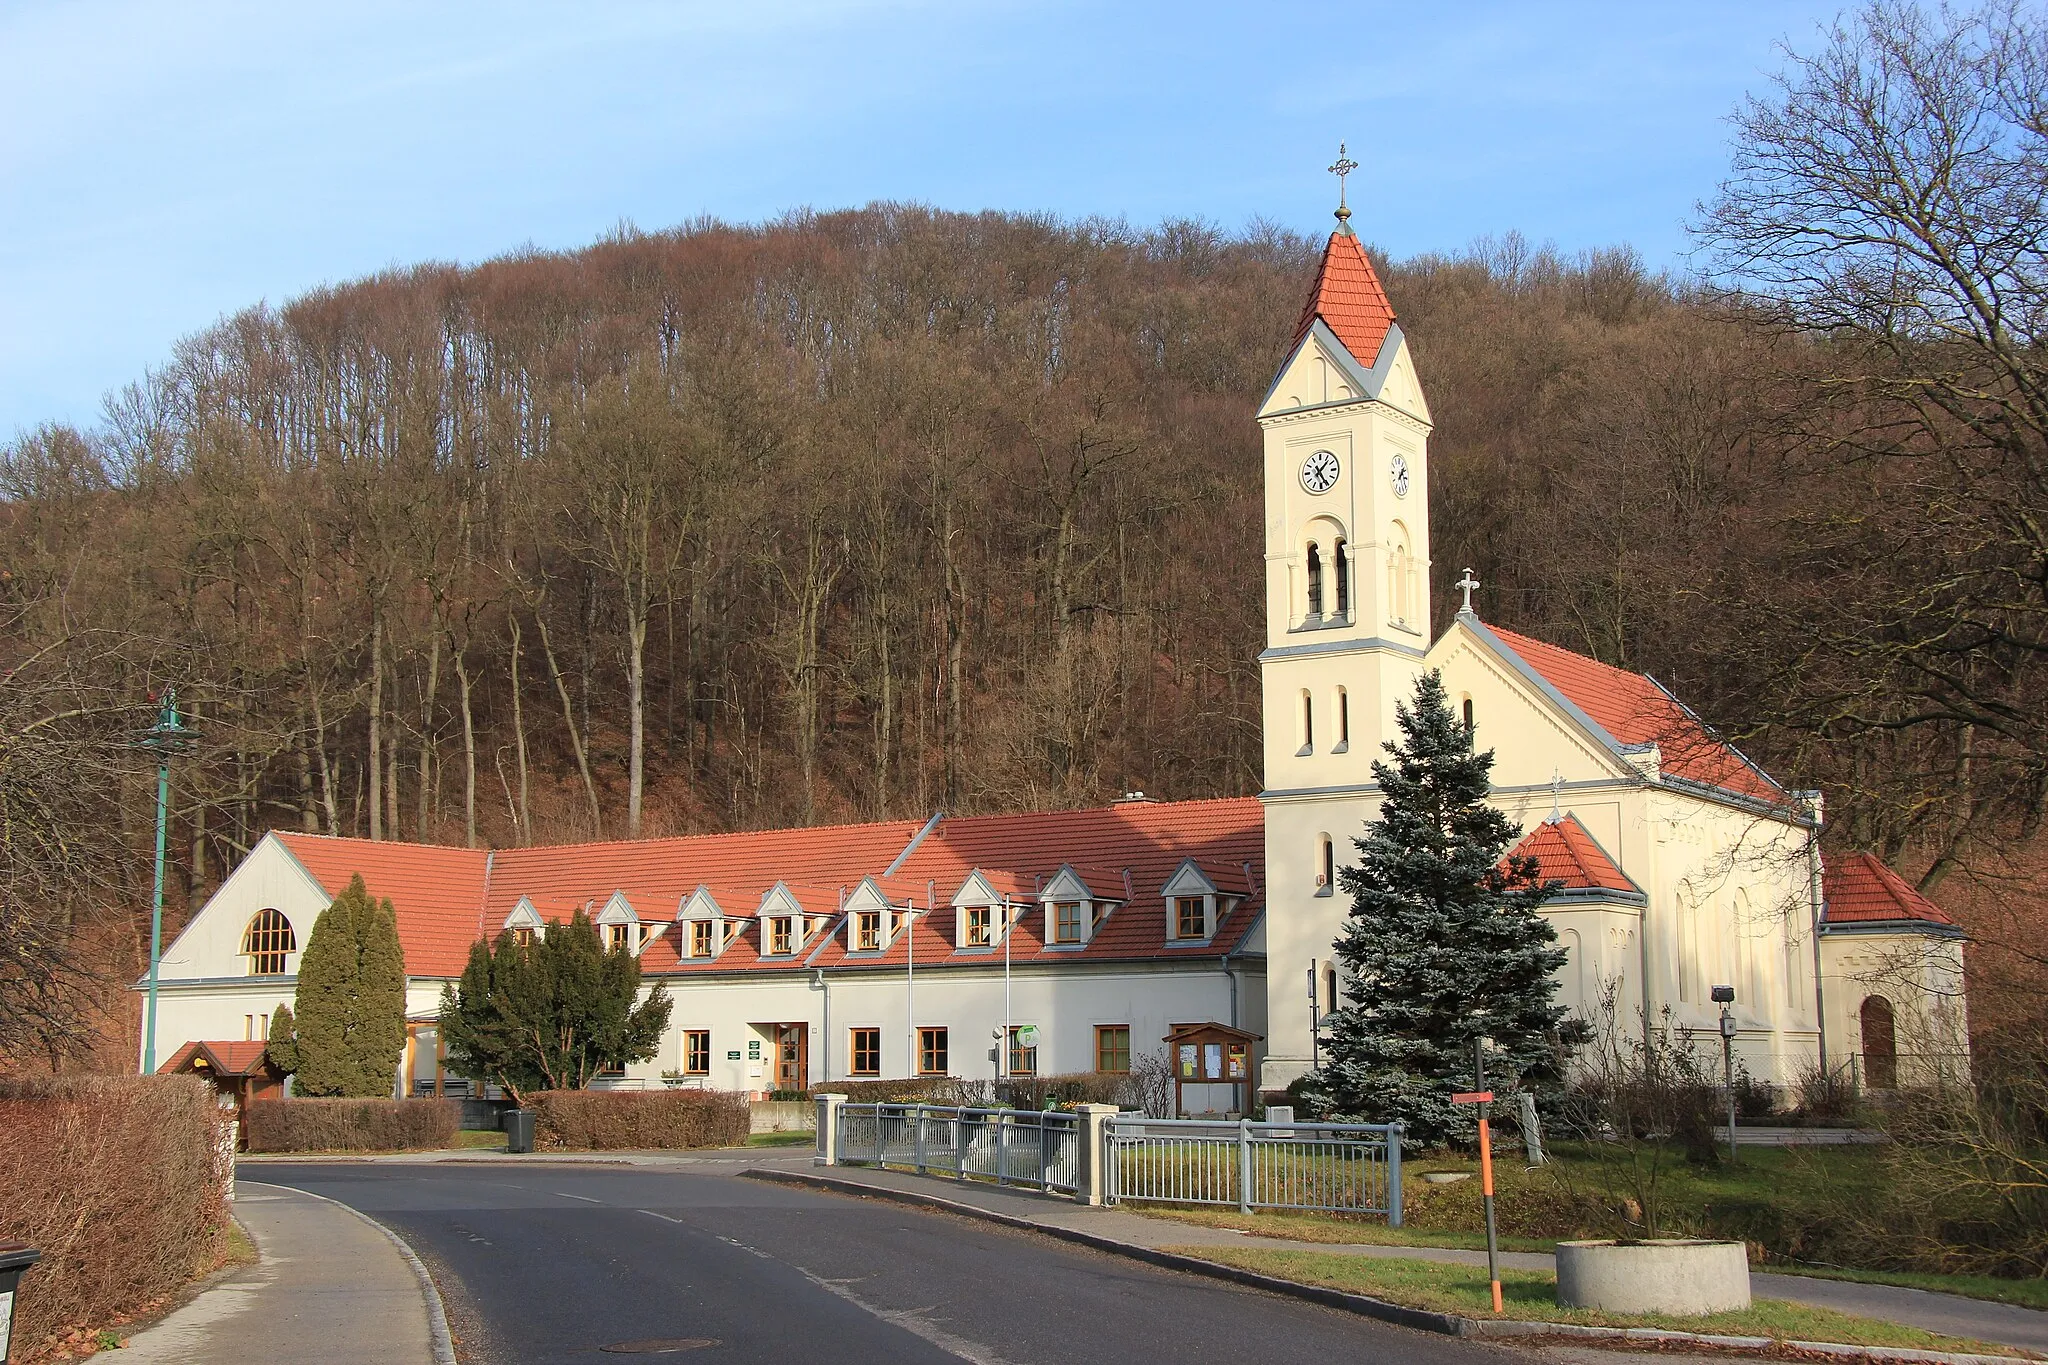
1387,618 -> 1425,638
1295,744 -> 1313,757
1331,741 -> 1349,754
1314,886 -> 1334,898
1290,613 -> 1352,634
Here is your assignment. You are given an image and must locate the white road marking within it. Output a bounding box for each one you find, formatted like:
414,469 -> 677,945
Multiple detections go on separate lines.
553,1191 -> 604,1203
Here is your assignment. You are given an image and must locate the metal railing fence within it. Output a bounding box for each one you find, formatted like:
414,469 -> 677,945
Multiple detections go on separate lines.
1103,1117 -> 1402,1222
833,1102 -> 1081,1195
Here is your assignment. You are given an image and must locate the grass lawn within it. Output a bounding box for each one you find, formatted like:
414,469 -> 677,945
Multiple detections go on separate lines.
746,1130 -> 817,1148
1160,1244 -> 2031,1357
1764,1264 -> 2048,1314
450,1129 -> 506,1151
1129,1204 -> 1554,1254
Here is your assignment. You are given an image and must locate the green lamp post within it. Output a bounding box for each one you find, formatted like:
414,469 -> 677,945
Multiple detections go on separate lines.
140,687 -> 200,1076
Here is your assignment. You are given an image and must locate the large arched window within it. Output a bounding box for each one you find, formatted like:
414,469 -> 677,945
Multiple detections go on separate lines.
1333,539 -> 1350,617
1305,543 -> 1324,618
242,908 -> 296,976
1860,995 -> 1898,1089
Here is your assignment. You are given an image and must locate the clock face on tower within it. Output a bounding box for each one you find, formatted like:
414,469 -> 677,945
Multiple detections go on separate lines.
1299,449 -> 1340,495
1390,452 -> 1411,498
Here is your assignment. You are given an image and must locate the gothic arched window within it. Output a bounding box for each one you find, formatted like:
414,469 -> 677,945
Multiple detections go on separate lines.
1306,543 -> 1324,618
242,908 -> 296,976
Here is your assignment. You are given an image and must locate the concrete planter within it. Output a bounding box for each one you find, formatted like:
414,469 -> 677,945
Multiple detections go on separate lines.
1554,1239 -> 1750,1315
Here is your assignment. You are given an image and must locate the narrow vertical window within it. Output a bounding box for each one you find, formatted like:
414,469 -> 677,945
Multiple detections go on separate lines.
1301,691 -> 1314,751
1306,543 -> 1324,617
1337,687 -> 1349,745
1334,540 -> 1349,617
1318,835 -> 1335,892
1462,697 -> 1475,733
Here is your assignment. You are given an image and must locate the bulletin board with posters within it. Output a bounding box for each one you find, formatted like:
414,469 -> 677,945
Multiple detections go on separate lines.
1163,1022 -> 1261,1118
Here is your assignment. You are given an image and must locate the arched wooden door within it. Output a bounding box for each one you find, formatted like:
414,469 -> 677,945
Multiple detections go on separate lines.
1859,995 -> 1897,1090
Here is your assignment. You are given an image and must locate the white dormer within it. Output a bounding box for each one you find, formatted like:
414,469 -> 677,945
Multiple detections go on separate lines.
502,896 -> 546,947
1162,859 -> 1224,943
1039,865 -> 1113,948
675,884 -> 730,960
843,878 -> 901,954
951,870 -> 1008,950
757,882 -> 811,957
595,891 -> 645,955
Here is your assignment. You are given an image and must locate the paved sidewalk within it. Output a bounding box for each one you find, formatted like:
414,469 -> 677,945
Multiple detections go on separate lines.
119,1181 -> 448,1365
770,1163 -> 2048,1357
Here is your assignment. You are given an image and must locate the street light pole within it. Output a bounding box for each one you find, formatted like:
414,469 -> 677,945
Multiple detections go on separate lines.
140,687 -> 199,1076
1713,984 -> 1738,1164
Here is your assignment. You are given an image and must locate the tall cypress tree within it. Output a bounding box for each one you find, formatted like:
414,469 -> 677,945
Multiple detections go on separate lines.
1300,670 -> 1584,1147
293,873 -> 408,1097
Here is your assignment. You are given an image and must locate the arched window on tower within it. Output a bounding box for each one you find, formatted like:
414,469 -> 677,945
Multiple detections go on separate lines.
242,908 -> 297,976
1300,690 -> 1314,754
1333,539 -> 1350,618
1306,543 -> 1324,619
1317,833 -> 1335,895
1462,697 -> 1475,733
1387,523 -> 1415,627
1336,687 -> 1349,749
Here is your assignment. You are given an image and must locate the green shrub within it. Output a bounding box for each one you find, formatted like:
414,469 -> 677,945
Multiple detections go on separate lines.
0,1075 -> 229,1363
525,1088 -> 748,1149
242,1097 -> 459,1152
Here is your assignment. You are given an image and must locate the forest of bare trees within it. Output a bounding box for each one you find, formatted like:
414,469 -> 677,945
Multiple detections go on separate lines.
5,0 -> 2046,1062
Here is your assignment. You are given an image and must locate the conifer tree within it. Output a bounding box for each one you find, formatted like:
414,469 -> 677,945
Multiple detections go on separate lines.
1299,670 -> 1583,1146
264,1002 -> 300,1077
292,874 -> 408,1097
440,909 -> 671,1101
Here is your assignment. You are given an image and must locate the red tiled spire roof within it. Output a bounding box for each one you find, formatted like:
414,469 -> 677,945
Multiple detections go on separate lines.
1508,815 -> 1640,895
1294,231 -> 1398,367
1823,852 -> 1956,927
1481,624 -> 1784,804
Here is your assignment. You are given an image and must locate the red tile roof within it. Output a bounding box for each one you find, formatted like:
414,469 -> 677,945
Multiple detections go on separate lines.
1823,852 -> 1956,927
1295,231 -> 1398,367
1482,624 -> 1784,803
265,798 -> 1266,979
1509,815 -> 1640,895
157,1040 -> 275,1076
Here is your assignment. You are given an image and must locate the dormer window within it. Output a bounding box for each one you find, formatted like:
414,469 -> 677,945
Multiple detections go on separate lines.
1173,897 -> 1207,940
1052,902 -> 1087,944
856,910 -> 883,952
964,905 -> 992,947
1161,858 -> 1226,943
512,926 -> 535,948
769,916 -> 794,955
688,920 -> 715,958
605,923 -> 632,953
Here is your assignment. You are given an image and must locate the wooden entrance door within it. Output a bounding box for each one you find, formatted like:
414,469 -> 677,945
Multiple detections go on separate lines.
775,1024 -> 808,1091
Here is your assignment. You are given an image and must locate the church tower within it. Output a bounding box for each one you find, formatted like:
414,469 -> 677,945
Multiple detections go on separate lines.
1257,184 -> 1434,1092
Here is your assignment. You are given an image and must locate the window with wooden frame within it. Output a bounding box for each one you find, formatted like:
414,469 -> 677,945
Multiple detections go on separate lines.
511,925 -> 536,948
919,1027 -> 948,1075
684,1030 -> 711,1075
1172,896 -> 1207,941
855,911 -> 883,952
242,908 -> 296,975
768,916 -> 794,955
1051,901 -> 1086,944
689,920 -> 714,958
850,1027 -> 882,1076
1095,1025 -> 1131,1074
605,922 -> 633,953
1006,1026 -> 1038,1076
964,905 -> 992,947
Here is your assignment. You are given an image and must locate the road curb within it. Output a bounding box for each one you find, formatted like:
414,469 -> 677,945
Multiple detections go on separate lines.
743,1169 -> 2032,1365
241,1180 -> 458,1365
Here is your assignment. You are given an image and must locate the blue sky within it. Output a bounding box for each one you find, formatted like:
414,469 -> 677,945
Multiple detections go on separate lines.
1,0 -> 1845,438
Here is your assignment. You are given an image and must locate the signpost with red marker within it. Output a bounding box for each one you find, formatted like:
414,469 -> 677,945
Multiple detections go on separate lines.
1453,1039 -> 1503,1313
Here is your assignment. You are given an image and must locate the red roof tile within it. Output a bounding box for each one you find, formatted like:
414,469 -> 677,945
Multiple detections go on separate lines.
1823,853 -> 1956,927
262,798 -> 1266,979
157,1040 -> 275,1076
1294,231 -> 1398,367
1509,815 -> 1640,895
1482,624 -> 1783,803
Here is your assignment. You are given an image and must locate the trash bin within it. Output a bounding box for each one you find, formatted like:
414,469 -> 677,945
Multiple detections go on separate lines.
504,1108 -> 535,1154
0,1242 -> 43,1364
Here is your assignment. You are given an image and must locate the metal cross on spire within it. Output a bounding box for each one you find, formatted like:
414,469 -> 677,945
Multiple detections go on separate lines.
1547,768 -> 1565,823
1456,568 -> 1481,614
1328,143 -> 1358,227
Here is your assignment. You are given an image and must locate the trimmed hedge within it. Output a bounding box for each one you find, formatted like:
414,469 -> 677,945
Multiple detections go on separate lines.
242,1097 -> 460,1152
526,1089 -> 749,1149
0,1075 -> 229,1363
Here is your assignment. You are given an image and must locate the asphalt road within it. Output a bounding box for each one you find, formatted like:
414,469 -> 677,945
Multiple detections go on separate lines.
253,1159 -> 1511,1365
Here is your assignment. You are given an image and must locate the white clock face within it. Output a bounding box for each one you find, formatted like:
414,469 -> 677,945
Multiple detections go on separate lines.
1300,449 -> 1340,495
1390,452 -> 1411,498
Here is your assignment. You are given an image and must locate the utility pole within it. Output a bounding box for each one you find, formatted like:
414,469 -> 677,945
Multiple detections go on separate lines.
1453,1038 -> 1502,1314
140,687 -> 199,1075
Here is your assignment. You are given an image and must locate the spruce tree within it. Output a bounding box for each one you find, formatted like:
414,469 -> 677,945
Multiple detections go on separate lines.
293,873 -> 408,1097
1299,670 -> 1584,1147
440,909 -> 671,1100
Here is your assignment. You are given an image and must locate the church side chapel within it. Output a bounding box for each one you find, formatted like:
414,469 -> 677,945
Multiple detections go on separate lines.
140,175 -> 1971,1111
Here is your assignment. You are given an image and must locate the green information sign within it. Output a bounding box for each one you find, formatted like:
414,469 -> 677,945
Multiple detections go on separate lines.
726,1050 -> 742,1061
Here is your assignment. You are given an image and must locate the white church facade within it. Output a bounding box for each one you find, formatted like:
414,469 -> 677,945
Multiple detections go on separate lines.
141,201 -> 1969,1107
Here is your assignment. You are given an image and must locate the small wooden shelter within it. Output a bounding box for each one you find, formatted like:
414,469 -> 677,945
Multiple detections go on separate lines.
157,1040 -> 286,1134
1164,1022 -> 1261,1118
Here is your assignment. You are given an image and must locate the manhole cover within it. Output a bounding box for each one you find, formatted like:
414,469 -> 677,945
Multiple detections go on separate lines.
600,1340 -> 718,1355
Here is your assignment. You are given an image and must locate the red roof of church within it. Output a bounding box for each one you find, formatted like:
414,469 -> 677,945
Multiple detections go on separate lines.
1294,231 -> 1398,366
1482,624 -> 1784,803
157,1039 -> 275,1076
1823,852 -> 1956,927
1509,815 -> 1640,895
271,798 -> 1265,978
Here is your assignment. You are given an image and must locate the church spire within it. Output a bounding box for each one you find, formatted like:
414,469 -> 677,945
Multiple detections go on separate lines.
1292,227 -> 1398,369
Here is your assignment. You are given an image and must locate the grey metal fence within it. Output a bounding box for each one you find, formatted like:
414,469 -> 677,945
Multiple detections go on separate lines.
834,1103 -> 1081,1195
1103,1117 -> 1403,1223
